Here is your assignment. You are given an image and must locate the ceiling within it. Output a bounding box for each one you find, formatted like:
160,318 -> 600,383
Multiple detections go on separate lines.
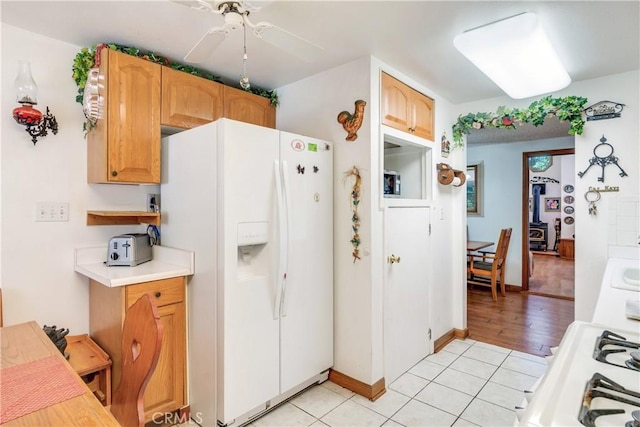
2,1 -> 638,111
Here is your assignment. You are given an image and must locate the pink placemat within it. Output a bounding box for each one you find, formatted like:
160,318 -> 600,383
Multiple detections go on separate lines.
0,354 -> 87,424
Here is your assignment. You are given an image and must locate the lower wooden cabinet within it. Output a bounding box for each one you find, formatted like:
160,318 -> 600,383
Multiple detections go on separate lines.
559,238 -> 575,260
89,276 -> 187,422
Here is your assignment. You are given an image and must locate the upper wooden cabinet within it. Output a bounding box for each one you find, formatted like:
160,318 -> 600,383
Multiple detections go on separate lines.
223,85 -> 276,129
88,48 -> 161,184
161,67 -> 224,129
381,72 -> 434,141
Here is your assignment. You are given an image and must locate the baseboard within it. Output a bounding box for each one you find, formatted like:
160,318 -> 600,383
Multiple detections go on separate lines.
328,369 -> 386,401
526,291 -> 575,301
434,328 -> 469,353
505,284 -> 522,292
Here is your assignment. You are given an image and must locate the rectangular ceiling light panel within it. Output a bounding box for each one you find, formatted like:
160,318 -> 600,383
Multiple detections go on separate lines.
454,12 -> 571,99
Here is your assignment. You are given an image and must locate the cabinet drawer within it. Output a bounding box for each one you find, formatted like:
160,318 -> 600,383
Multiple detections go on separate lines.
126,277 -> 184,308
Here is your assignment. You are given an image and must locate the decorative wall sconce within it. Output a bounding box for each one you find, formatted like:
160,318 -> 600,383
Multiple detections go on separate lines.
12,60 -> 58,145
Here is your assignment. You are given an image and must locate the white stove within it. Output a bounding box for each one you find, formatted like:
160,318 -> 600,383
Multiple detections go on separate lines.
517,321 -> 640,426
518,250 -> 640,427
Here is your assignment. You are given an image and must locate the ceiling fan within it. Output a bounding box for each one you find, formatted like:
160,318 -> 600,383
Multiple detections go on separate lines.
176,0 -> 323,64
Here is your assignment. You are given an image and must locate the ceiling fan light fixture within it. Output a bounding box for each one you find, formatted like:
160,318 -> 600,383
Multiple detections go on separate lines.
453,12 -> 571,99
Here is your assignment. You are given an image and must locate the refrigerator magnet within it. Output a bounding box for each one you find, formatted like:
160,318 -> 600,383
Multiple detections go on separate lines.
291,139 -> 305,151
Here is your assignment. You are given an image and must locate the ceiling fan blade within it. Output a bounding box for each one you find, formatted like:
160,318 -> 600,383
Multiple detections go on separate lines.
170,0 -> 219,13
253,22 -> 323,62
184,28 -> 227,63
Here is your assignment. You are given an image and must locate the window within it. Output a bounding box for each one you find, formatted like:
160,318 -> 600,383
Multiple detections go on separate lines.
467,163 -> 483,216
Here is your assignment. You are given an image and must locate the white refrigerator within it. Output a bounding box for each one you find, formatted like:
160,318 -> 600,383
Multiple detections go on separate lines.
160,119 -> 333,427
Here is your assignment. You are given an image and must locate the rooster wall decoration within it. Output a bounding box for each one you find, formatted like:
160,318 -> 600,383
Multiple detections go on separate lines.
337,100 -> 366,142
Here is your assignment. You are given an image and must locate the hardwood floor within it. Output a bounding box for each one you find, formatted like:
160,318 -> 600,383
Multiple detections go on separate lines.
467,288 -> 574,357
528,252 -> 575,299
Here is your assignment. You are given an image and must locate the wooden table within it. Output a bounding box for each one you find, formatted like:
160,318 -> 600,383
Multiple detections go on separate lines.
0,321 -> 118,426
467,241 -> 494,252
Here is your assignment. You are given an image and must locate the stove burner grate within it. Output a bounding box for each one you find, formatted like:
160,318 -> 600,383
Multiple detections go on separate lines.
579,373 -> 640,427
594,330 -> 640,371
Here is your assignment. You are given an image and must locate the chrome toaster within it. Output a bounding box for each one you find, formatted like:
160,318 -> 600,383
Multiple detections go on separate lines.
106,233 -> 152,266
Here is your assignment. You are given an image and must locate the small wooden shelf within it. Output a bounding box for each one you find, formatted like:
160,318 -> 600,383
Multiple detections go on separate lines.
87,211 -> 160,226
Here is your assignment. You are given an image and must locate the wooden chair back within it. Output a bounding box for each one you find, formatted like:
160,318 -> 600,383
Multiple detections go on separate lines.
110,293 -> 163,427
468,227 -> 512,301
493,228 -> 512,271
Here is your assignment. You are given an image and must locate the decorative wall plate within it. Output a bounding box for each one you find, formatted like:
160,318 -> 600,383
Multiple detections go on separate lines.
564,216 -> 575,225
564,184 -> 574,193
564,206 -> 574,214
564,195 -> 575,204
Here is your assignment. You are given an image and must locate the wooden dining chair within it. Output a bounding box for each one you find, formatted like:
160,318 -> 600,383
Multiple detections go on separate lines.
467,228 -> 512,301
110,293 -> 163,427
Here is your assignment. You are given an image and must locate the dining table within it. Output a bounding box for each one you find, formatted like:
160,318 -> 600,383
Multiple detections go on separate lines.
466,240 -> 495,252
0,321 -> 118,426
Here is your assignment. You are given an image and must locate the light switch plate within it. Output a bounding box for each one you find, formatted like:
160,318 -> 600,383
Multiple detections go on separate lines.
36,202 -> 69,222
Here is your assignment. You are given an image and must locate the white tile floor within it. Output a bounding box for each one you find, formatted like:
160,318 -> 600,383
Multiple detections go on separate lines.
246,339 -> 547,427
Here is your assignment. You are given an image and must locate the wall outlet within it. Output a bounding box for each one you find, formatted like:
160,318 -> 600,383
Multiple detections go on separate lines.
36,202 -> 69,222
147,193 -> 160,213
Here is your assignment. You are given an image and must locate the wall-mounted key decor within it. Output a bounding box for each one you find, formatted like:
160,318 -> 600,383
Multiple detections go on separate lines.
577,135 -> 628,183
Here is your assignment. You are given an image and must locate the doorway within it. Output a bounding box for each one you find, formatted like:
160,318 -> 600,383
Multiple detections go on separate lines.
521,148 -> 575,299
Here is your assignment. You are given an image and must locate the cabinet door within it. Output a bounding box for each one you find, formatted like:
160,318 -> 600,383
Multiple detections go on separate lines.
381,72 -> 411,132
223,86 -> 276,128
161,67 -> 223,129
107,50 -> 161,183
410,89 -> 435,141
143,301 -> 186,421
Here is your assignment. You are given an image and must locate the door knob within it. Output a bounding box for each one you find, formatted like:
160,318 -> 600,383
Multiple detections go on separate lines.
388,254 -> 401,264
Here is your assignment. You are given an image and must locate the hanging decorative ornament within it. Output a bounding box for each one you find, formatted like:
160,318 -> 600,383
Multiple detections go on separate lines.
239,24 -> 250,90
585,189 -> 601,216
344,166 -> 362,263
441,132 -> 451,157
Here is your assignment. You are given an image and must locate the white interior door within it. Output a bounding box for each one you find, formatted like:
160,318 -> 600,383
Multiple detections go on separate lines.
384,206 -> 431,384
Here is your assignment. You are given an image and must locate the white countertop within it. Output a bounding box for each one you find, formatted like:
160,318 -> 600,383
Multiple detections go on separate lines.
75,245 -> 194,287
592,252 -> 640,333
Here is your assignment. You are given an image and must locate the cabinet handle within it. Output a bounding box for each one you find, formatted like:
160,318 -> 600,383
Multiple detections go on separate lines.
155,292 -> 161,298
111,170 -> 118,177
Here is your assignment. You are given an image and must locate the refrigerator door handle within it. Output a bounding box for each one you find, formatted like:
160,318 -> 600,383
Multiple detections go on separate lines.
273,160 -> 285,320
280,160 -> 293,317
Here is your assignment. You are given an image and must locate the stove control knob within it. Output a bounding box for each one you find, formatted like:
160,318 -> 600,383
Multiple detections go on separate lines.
630,410 -> 640,427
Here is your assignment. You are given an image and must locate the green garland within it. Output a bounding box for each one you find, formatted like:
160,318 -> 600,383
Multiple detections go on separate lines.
72,43 -> 279,124
451,95 -> 588,148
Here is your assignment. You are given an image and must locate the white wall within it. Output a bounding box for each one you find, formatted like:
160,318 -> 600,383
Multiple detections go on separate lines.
459,70 -> 639,319
276,56 -> 463,385
1,24 -> 156,332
